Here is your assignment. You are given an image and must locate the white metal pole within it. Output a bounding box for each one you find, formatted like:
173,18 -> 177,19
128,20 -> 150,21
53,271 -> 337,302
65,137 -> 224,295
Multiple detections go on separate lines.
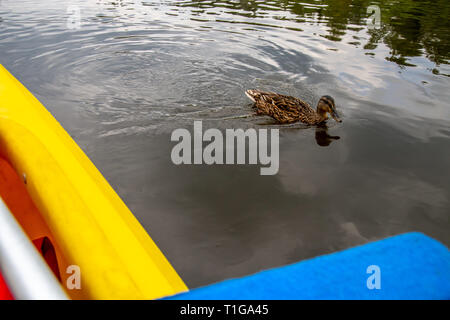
0,197 -> 68,300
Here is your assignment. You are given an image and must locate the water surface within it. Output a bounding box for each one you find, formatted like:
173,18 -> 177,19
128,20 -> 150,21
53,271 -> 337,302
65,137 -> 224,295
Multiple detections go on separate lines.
0,0 -> 449,288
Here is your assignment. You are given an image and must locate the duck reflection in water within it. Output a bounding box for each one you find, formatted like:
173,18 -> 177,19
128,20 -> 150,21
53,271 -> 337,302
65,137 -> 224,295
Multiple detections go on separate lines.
315,124 -> 340,147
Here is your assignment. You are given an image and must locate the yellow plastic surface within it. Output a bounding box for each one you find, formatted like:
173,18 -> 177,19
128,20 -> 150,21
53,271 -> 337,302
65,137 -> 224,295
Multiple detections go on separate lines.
0,64 -> 187,299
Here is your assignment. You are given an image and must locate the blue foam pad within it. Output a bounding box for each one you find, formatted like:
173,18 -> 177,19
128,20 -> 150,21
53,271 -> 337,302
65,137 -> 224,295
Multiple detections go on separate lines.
166,232 -> 450,300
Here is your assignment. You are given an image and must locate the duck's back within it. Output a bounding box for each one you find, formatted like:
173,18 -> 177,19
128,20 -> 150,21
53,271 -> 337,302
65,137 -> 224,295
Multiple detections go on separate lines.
245,89 -> 318,124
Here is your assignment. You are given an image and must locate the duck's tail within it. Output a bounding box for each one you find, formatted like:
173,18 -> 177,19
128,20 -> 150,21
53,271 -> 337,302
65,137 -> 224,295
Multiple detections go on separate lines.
245,89 -> 261,102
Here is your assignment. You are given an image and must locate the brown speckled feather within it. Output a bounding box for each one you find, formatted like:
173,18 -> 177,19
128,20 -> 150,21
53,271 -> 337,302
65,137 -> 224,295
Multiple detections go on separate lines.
245,89 -> 323,124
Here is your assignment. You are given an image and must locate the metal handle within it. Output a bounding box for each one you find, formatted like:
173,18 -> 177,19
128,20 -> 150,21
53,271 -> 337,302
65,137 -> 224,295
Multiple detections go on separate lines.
0,197 -> 68,300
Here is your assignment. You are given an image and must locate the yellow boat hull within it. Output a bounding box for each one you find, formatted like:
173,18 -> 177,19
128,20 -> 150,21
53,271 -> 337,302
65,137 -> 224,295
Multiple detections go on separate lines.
0,64 -> 187,299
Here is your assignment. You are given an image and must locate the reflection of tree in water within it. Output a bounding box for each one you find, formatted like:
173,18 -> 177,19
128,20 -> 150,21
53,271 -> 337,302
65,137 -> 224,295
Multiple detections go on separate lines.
378,0 -> 450,69
183,0 -> 449,73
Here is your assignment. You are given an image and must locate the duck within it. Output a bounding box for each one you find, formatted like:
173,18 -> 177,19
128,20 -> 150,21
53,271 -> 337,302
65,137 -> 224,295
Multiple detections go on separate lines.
245,89 -> 342,125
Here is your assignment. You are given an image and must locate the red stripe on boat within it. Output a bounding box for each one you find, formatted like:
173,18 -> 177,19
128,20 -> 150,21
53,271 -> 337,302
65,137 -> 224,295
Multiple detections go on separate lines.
0,271 -> 13,300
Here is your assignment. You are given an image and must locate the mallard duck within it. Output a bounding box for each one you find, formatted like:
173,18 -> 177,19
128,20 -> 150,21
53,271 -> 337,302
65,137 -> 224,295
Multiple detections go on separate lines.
245,89 -> 342,125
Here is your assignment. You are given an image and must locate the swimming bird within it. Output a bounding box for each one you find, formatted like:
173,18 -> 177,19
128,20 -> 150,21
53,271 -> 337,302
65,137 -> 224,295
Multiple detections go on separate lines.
245,89 -> 342,125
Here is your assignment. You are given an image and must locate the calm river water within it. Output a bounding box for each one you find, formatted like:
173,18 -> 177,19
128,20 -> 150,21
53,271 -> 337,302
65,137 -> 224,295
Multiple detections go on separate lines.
1,0 -> 449,288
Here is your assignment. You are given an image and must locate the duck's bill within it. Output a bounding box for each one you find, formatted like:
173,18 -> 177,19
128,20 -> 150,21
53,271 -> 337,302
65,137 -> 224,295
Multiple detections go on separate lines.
331,111 -> 342,123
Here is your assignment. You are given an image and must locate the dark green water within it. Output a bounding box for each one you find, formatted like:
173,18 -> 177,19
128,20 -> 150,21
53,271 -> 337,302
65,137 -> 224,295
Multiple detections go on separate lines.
0,0 -> 449,288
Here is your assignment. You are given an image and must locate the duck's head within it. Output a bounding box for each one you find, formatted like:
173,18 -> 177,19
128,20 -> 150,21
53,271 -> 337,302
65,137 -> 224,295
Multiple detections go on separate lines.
317,95 -> 342,123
